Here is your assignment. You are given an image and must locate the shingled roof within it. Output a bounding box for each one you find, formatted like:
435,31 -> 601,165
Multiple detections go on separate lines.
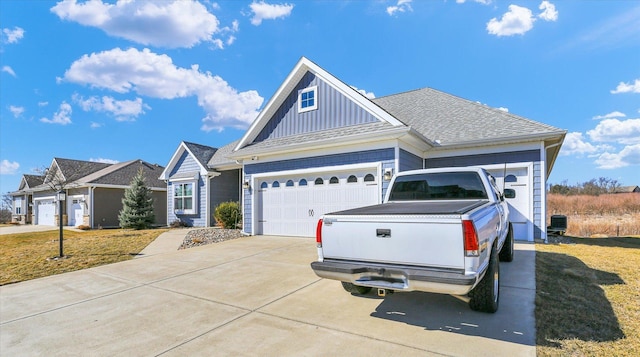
372,87 -> 565,146
183,142 -> 218,169
78,160 -> 166,189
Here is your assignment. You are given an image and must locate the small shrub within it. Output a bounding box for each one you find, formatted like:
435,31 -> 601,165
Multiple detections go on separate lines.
214,201 -> 241,229
170,219 -> 192,228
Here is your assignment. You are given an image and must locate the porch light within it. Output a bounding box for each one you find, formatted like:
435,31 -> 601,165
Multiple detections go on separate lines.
383,168 -> 394,181
243,181 -> 251,190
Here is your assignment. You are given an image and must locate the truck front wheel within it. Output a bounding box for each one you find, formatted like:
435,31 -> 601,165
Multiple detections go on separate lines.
469,243 -> 500,313
341,282 -> 372,295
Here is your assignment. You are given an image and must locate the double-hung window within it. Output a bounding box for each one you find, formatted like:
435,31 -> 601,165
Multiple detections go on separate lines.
298,86 -> 318,113
174,182 -> 195,214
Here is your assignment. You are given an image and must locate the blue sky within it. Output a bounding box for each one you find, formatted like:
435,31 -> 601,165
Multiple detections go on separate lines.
1,0 -> 639,196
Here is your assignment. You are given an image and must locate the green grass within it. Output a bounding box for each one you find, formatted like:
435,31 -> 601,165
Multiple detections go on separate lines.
536,236 -> 640,356
0,228 -> 168,285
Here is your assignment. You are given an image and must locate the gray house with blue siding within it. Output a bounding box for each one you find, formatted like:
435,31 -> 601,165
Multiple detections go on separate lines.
162,57 -> 565,242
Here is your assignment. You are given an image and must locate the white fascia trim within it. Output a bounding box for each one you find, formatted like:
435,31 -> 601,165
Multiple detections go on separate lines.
33,195 -> 55,201
249,162 -> 382,236
430,133 -> 565,152
235,57 -> 405,152
159,142 -> 210,180
425,141 -> 542,159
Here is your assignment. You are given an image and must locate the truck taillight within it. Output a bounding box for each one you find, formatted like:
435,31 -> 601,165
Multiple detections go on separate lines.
316,219 -> 323,247
463,220 -> 479,257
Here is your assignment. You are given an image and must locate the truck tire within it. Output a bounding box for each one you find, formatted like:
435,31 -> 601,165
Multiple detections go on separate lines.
469,243 -> 500,313
341,282 -> 372,295
499,223 -> 514,262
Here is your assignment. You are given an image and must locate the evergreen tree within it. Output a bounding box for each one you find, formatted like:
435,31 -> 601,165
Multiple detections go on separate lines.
118,168 -> 155,230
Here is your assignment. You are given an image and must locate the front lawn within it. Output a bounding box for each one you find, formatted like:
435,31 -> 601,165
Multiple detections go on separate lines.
536,236 -> 640,356
0,228 -> 167,285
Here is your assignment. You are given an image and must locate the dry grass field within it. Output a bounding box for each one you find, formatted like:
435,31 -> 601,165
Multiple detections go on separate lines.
538,193 -> 640,356
0,228 -> 167,285
547,193 -> 640,237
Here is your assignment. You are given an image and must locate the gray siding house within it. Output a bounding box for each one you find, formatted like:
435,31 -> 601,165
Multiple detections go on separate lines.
11,158 -> 167,228
163,57 -> 566,241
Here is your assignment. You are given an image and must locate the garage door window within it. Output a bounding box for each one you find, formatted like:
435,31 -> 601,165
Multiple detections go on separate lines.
272,181 -> 280,188
329,177 -> 339,184
286,180 -> 294,187
347,175 -> 357,183
364,174 -> 375,182
314,178 -> 324,185
505,174 -> 517,183
260,182 -> 268,189
299,179 -> 308,186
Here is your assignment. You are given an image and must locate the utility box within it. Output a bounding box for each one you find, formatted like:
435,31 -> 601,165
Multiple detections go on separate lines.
548,215 -> 568,236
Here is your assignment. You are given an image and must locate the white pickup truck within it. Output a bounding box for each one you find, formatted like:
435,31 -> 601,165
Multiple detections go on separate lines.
310,167 -> 515,313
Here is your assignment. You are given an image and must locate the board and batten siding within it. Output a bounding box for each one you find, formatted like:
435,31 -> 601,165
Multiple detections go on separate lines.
424,149 -> 544,240
167,151 -> 208,227
242,148 -> 395,234
253,72 -> 379,143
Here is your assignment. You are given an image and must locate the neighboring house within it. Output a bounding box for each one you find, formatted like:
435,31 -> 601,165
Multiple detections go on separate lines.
613,186 -> 640,193
163,57 -> 566,242
11,158 -> 167,228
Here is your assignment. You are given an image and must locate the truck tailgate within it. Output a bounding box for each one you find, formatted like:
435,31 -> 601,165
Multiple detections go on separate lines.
321,216 -> 465,270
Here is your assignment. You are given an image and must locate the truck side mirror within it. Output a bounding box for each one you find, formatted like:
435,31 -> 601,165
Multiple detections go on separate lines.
503,189 -> 516,199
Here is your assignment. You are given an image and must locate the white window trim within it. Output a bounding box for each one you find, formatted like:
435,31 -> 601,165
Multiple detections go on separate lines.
298,85 -> 318,113
171,179 -> 199,215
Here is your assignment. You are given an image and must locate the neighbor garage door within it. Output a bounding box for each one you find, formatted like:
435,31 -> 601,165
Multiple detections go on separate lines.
256,169 -> 379,237
36,199 -> 56,226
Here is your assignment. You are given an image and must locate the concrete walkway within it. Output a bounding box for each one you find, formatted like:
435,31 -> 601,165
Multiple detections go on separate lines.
0,238 -> 536,356
135,228 -> 193,257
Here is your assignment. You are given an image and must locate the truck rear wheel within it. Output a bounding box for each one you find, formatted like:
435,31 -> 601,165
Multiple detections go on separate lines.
341,282 -> 372,295
499,223 -> 514,262
469,243 -> 500,313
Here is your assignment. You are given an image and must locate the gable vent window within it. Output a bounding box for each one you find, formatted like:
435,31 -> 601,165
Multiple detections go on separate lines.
298,86 -> 318,113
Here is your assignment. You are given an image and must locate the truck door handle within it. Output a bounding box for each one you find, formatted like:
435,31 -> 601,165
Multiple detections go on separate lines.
376,229 -> 391,238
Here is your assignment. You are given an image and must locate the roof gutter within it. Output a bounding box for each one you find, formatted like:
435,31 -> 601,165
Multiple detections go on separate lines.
428,131 -> 566,151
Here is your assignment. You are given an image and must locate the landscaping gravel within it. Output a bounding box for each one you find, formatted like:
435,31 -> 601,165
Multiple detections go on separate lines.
179,228 -> 243,250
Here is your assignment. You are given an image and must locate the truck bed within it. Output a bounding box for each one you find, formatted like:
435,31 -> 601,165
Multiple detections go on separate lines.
328,200 -> 487,216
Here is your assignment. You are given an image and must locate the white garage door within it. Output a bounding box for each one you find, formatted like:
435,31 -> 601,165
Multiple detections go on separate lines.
36,199 -> 56,226
256,169 -> 380,237
488,167 -> 531,241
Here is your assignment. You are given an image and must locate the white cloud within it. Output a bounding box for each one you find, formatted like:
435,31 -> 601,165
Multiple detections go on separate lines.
351,86 -> 375,99
592,111 -> 626,120
90,122 -> 103,129
0,160 -> 20,175
387,0 -> 413,16
90,157 -> 119,164
73,94 -> 150,121
9,105 -> 24,118
538,1 -> 558,22
38,101 -> 49,107
497,107 -> 509,112
594,144 -> 640,169
456,0 -> 492,4
486,5 -> 535,37
611,78 -> 640,94
62,48 -> 263,131
2,65 -> 16,77
40,102 -> 72,125
560,132 -> 601,156
2,26 -> 24,44
249,1 -> 294,26
51,0 -> 223,48
587,118 -> 640,145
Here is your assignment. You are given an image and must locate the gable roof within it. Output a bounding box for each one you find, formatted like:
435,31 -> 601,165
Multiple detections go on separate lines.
50,158 -> 112,183
372,88 -> 566,147
208,140 -> 240,169
234,57 -> 405,152
78,160 -> 166,189
19,174 -> 45,190
159,141 -> 218,180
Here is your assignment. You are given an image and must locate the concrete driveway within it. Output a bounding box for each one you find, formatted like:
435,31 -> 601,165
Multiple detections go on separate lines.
0,236 -> 536,356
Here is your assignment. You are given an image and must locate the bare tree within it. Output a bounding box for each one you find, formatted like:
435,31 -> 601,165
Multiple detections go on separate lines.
0,193 -> 13,223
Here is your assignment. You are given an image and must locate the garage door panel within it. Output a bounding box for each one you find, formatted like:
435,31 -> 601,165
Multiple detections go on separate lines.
37,200 -> 56,226
257,169 -> 379,237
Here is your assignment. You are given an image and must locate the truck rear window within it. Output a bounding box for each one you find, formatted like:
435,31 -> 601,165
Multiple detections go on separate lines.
388,172 -> 488,201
